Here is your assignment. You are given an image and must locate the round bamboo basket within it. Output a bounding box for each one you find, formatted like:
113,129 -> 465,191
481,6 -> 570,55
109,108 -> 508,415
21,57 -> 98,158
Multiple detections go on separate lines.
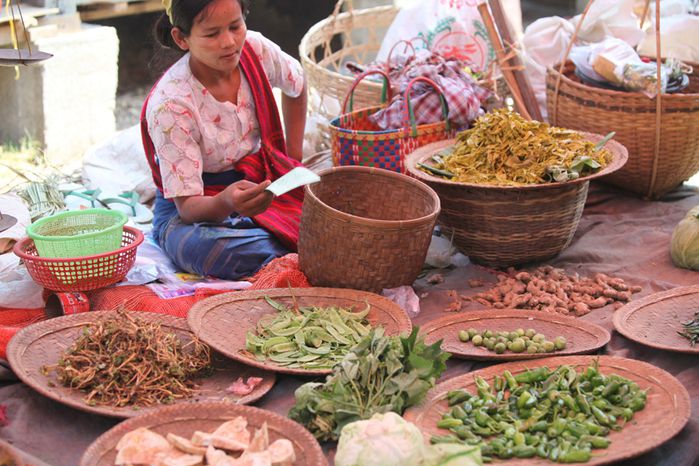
546,0 -> 699,199
299,0 -> 399,122
405,134 -> 628,267
547,62 -> 699,199
298,166 -> 440,292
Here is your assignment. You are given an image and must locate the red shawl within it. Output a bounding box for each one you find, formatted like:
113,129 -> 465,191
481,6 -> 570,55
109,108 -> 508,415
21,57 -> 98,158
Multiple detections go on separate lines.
141,42 -> 304,250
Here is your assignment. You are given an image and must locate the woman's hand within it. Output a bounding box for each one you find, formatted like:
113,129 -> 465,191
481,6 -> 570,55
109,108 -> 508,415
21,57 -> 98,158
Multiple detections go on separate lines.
225,179 -> 274,217
173,180 -> 273,224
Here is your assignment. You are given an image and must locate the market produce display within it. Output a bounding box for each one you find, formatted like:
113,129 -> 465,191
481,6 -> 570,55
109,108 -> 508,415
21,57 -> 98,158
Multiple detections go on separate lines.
678,311 -> 699,347
433,361 -> 646,463
289,327 -> 450,441
417,109 -> 611,186
245,296 -> 374,370
612,286 -> 699,355
113,418 -> 294,465
41,310 -> 212,408
458,328 -> 566,355
467,266 -> 642,316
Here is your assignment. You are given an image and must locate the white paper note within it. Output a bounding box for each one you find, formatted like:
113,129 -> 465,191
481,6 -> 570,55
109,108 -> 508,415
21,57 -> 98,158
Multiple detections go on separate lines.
265,167 -> 321,197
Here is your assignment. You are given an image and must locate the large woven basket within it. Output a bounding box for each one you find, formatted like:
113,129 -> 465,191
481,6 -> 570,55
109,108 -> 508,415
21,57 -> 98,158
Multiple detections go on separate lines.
546,0 -> 699,199
547,62 -> 699,199
298,166 -> 440,292
405,134 -> 628,267
299,0 -> 399,122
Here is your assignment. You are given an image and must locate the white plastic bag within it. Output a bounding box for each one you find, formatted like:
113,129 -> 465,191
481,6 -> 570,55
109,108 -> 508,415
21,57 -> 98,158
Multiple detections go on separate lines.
570,0 -> 645,47
82,124 -> 156,204
382,285 -> 421,318
522,17 -> 575,120
376,0 -> 505,73
637,15 -> 699,63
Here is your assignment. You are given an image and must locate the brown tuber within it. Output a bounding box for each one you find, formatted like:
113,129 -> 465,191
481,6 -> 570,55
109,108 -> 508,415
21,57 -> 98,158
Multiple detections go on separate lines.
466,266 -> 642,316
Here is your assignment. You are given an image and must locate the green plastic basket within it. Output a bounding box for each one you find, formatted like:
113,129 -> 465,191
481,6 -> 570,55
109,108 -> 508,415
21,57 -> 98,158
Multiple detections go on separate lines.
26,209 -> 128,259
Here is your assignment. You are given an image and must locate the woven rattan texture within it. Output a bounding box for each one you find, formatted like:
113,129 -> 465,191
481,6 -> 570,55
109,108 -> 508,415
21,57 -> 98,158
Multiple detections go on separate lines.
13,226 -> 143,292
547,62 -> 699,199
404,355 -> 691,465
0,439 -> 23,466
6,311 -> 275,418
406,136 -> 628,267
420,309 -> 610,361
80,402 -> 327,466
613,285 -> 699,354
300,4 -> 399,121
187,288 -> 413,376
331,104 -> 454,174
298,166 -> 439,291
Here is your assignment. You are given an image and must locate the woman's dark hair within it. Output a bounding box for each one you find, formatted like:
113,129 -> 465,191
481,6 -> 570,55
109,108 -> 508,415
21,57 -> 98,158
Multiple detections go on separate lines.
154,0 -> 250,50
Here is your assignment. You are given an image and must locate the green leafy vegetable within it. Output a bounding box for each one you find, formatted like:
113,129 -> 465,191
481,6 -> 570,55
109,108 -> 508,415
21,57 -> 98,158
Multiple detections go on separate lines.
288,327 -> 450,441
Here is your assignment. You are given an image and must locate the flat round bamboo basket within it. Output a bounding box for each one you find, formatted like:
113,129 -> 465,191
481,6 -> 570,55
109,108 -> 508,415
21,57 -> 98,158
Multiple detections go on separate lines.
547,61 -> 699,199
80,402 -> 327,466
420,309 -> 610,361
613,285 -> 699,354
298,166 -> 440,291
187,287 -> 412,376
299,0 -> 399,122
7,311 -> 276,418
405,133 -> 628,267
404,355 -> 691,465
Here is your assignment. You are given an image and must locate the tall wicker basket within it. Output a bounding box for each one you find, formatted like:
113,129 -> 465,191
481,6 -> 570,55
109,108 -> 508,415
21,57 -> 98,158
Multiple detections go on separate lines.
546,0 -> 699,199
298,166 -> 440,292
299,0 -> 399,123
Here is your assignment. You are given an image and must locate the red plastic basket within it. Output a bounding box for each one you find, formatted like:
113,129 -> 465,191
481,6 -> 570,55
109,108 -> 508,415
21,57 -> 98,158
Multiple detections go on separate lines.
13,226 -> 144,292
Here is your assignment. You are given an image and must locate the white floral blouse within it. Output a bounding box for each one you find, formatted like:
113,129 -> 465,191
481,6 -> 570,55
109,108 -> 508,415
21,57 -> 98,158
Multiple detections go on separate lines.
146,30 -> 304,199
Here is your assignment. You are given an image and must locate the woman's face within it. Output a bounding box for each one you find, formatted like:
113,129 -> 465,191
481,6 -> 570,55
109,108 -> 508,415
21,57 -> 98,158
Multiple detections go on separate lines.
172,0 -> 247,73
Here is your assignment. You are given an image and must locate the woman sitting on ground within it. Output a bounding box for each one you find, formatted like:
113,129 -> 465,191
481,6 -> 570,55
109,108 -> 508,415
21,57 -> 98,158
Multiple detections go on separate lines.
141,0 -> 307,280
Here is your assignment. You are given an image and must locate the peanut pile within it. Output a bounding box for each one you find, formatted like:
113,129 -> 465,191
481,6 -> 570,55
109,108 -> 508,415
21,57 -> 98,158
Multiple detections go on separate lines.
466,266 -> 642,316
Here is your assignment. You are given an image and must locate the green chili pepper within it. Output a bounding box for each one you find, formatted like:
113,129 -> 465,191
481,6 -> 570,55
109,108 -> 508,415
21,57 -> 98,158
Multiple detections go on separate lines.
591,406 -> 610,426
515,367 -> 550,384
503,370 -> 518,391
438,418 -> 464,429
558,447 -> 592,463
447,390 -> 471,406
582,435 -> 611,449
451,405 -> 467,419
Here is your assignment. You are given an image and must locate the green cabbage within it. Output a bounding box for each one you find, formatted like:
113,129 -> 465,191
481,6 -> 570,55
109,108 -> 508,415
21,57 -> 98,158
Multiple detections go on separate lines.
335,413 -> 426,466
671,205 -> 699,270
335,413 -> 482,466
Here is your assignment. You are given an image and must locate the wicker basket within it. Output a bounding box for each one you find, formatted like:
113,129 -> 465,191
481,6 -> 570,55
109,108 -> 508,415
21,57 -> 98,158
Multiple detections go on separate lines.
546,0 -> 699,199
298,166 -> 440,292
547,62 -> 699,199
299,0 -> 399,122
405,134 -> 628,267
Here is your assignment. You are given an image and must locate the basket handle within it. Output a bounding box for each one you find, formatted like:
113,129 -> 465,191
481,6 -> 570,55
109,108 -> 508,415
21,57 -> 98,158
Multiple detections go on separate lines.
329,0 -> 355,21
385,39 -> 417,74
342,69 -> 392,113
549,0 -> 663,198
401,76 -> 451,137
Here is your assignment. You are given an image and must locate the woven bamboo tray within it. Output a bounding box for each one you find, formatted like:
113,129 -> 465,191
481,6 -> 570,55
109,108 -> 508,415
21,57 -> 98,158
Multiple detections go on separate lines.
298,166 -> 440,291
404,355 -> 691,465
405,134 -> 628,267
613,285 -> 699,354
547,61 -> 699,199
0,439 -> 23,466
6,311 -> 275,418
187,288 -> 412,376
79,402 -> 327,466
420,309 -> 610,361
